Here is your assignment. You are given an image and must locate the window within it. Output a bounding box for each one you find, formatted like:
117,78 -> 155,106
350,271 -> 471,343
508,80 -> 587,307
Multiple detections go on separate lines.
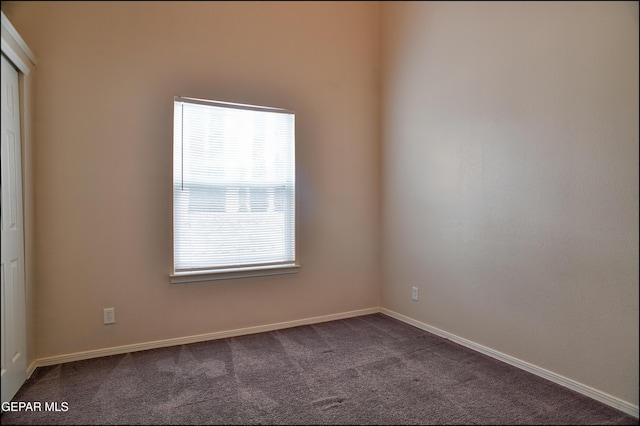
171,97 -> 299,283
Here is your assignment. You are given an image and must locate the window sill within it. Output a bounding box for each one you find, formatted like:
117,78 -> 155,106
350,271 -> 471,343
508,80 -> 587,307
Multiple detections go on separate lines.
170,263 -> 301,284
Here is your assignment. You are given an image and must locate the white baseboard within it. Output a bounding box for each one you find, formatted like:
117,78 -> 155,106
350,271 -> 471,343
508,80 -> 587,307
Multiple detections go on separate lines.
380,308 -> 639,419
26,361 -> 37,380
34,307 -> 381,368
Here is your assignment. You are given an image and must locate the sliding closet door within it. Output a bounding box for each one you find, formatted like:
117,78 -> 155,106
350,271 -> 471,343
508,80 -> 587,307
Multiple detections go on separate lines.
1,53 -> 27,404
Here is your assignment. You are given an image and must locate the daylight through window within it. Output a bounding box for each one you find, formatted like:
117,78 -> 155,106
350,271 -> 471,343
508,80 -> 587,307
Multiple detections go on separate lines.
173,97 -> 296,278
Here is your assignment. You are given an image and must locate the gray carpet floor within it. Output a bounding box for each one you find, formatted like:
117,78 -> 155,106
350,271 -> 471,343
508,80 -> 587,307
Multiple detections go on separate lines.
1,313 -> 637,425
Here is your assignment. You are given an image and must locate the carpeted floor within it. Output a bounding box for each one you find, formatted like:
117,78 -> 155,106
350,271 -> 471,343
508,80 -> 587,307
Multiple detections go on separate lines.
1,313 -> 637,425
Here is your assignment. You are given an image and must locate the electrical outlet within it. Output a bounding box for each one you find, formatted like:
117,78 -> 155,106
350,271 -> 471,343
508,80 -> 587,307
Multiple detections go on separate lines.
103,307 -> 115,324
412,287 -> 419,301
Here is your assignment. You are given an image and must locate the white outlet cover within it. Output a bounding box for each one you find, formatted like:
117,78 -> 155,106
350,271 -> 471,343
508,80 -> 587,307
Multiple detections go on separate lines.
103,308 -> 115,324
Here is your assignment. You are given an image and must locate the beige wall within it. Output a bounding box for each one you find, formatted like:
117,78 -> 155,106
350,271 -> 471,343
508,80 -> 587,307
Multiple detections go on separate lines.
381,1 -> 638,406
2,1 -> 381,358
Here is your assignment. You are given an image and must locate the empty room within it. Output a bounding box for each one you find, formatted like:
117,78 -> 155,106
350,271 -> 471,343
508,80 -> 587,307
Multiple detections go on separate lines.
0,1 -> 638,424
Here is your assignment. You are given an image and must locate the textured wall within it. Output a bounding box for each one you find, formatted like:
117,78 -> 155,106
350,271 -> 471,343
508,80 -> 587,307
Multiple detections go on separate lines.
381,1 -> 638,406
3,1 -> 381,358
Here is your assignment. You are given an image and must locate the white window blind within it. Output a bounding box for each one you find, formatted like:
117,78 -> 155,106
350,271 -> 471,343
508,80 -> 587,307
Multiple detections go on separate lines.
173,97 -> 296,275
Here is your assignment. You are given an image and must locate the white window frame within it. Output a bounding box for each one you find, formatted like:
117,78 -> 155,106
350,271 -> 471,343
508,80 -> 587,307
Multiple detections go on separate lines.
170,97 -> 300,283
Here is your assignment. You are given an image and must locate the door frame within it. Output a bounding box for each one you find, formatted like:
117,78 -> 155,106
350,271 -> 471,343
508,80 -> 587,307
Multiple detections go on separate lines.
1,10 -> 37,388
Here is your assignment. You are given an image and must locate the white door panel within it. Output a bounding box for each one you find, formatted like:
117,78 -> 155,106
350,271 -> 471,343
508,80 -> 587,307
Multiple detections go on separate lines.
1,53 -> 27,405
